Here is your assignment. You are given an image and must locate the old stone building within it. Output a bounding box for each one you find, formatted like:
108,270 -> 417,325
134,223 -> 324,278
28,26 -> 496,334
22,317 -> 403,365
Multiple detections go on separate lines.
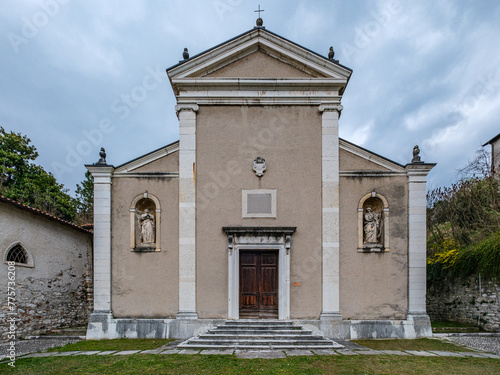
484,132 -> 500,177
86,24 -> 435,341
0,196 -> 93,341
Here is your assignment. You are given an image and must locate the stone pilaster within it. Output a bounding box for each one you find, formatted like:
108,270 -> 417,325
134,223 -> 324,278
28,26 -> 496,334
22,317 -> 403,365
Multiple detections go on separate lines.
319,104 -> 342,320
176,104 -> 199,319
85,165 -> 114,314
406,163 -> 434,317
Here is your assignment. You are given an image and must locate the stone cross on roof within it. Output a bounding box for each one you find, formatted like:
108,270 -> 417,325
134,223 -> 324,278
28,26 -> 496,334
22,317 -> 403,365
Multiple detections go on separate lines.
255,5 -> 264,27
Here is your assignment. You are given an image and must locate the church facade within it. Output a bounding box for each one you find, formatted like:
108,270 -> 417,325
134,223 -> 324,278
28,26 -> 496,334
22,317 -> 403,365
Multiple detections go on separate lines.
86,26 -> 435,340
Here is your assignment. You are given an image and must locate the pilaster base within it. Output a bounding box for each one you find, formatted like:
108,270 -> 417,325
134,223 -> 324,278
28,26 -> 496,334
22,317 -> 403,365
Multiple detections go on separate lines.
86,311 -> 117,340
320,312 -> 343,321
406,313 -> 432,337
176,311 -> 199,319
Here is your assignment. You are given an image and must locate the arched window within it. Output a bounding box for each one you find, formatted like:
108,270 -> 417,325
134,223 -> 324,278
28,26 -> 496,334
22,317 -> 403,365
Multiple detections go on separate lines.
4,242 -> 34,267
130,192 -> 161,252
357,192 -> 390,253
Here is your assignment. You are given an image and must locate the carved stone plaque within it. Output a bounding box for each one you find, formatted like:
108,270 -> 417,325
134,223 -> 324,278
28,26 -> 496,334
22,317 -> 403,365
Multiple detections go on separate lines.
253,156 -> 266,177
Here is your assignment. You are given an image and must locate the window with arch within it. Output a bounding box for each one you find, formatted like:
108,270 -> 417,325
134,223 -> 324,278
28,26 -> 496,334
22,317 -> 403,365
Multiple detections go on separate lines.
4,242 -> 34,267
130,192 -> 161,252
357,191 -> 390,253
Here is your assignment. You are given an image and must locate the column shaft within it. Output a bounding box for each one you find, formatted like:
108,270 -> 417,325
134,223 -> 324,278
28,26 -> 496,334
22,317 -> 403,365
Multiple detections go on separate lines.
408,173 -> 428,314
87,166 -> 114,313
177,104 -> 199,319
319,104 -> 342,320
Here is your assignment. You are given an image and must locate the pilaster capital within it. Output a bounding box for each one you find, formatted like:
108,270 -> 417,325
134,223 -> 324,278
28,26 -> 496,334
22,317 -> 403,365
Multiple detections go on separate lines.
319,104 -> 343,113
85,165 -> 114,183
405,163 -> 436,180
175,103 -> 199,116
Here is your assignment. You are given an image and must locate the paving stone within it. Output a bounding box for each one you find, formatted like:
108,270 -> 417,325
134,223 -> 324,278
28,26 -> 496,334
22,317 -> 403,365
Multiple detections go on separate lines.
113,350 -> 140,355
404,350 -> 437,356
77,351 -> 102,355
159,349 -> 180,355
177,349 -> 201,355
139,349 -> 163,354
97,351 -> 118,355
312,349 -> 339,356
334,349 -> 358,355
200,349 -> 235,355
355,350 -> 381,355
479,352 -> 500,359
235,350 -> 286,359
54,351 -> 81,356
284,349 -> 314,356
0,337 -> 82,358
457,351 -> 490,358
19,352 -> 56,358
428,351 -> 464,357
378,350 -> 410,356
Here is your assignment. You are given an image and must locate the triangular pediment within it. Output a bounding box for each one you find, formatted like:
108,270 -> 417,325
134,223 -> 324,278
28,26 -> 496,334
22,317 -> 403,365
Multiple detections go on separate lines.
339,139 -> 405,173
202,50 -> 319,79
167,28 -> 352,81
114,141 -> 179,175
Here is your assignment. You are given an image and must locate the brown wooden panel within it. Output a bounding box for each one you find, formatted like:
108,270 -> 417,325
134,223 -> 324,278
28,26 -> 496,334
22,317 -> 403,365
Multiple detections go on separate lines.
240,252 -> 258,310
240,250 -> 278,317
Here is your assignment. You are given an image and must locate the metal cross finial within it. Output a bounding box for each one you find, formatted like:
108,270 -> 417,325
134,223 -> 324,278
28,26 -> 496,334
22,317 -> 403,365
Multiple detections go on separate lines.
254,4 -> 265,18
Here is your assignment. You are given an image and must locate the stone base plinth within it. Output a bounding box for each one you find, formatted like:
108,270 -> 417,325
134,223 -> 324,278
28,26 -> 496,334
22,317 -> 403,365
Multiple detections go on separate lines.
86,313 -> 432,340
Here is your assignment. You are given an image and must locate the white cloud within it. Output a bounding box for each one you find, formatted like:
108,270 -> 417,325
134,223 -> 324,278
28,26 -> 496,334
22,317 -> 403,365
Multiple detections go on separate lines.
341,121 -> 374,147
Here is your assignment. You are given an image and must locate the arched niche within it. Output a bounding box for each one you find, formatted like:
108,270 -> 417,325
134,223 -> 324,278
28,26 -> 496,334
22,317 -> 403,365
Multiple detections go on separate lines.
130,192 -> 161,252
357,191 -> 390,253
4,241 -> 34,267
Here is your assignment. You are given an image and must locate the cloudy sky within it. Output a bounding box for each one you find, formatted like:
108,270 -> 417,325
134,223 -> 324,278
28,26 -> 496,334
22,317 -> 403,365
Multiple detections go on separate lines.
1,0 -> 499,193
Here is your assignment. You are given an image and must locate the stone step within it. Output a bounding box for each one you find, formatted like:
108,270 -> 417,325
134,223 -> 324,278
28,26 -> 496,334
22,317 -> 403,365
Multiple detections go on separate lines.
217,325 -> 301,329
224,321 -> 296,326
178,344 -> 340,350
202,333 -> 328,340
178,320 -> 343,350
211,328 -> 310,333
218,323 -> 299,327
185,339 -> 334,345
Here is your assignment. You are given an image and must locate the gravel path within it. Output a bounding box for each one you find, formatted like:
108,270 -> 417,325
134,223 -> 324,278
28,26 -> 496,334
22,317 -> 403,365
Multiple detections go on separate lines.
0,338 -> 82,360
444,336 -> 500,355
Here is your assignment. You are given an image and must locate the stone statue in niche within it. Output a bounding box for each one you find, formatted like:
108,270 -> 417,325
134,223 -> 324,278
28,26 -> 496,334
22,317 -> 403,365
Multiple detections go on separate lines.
364,206 -> 382,244
137,208 -> 155,245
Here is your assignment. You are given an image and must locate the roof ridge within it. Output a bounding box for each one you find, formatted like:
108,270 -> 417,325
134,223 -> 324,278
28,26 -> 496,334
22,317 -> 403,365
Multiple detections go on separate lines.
166,27 -> 352,73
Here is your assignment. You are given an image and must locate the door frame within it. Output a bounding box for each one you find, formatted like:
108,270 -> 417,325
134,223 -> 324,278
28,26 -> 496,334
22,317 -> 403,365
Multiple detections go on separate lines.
228,241 -> 290,320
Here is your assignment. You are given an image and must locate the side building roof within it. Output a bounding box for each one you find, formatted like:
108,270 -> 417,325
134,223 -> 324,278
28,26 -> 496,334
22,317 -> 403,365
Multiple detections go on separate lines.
0,195 -> 92,235
483,132 -> 500,147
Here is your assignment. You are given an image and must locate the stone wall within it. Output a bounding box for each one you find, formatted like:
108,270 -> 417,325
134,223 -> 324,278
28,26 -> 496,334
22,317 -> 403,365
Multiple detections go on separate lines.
0,200 -> 93,341
1,265 -> 91,341
427,274 -> 499,331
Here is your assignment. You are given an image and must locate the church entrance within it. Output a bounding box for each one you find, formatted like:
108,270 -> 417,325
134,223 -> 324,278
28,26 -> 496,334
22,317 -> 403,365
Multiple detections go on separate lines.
239,250 -> 279,319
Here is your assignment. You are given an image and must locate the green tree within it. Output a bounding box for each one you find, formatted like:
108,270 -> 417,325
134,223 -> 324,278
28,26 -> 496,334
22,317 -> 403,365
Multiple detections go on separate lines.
75,170 -> 94,224
427,148 -> 500,282
0,126 -> 77,221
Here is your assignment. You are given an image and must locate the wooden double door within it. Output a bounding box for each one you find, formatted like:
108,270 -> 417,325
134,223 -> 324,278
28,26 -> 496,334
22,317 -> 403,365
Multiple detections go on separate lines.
239,250 -> 278,319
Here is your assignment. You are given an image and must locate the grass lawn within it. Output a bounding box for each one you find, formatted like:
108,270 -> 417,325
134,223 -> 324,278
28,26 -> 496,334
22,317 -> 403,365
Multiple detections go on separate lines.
5,354 -> 499,374
431,320 -> 481,333
46,338 -> 175,352
351,338 -> 474,352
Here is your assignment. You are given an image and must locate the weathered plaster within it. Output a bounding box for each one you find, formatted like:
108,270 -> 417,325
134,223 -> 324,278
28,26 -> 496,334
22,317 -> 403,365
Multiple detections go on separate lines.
0,202 -> 92,341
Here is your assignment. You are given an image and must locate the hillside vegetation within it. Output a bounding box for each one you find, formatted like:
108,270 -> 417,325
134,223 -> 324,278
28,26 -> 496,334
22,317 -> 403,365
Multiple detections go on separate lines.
427,150 -> 500,283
